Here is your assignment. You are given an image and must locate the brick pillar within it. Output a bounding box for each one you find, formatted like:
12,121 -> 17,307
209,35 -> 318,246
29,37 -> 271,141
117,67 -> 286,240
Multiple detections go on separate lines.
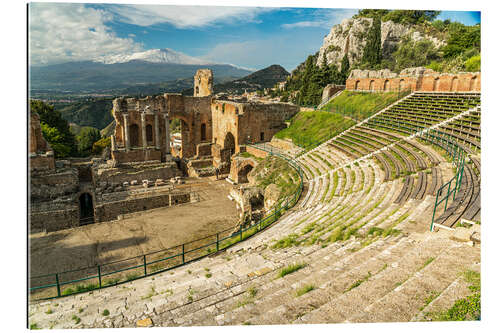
164,114 -> 171,157
141,112 -> 147,149
123,113 -> 130,151
154,113 -> 160,149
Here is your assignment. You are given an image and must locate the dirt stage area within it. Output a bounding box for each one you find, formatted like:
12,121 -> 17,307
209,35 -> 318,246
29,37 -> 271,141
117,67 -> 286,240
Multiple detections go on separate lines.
29,178 -> 239,278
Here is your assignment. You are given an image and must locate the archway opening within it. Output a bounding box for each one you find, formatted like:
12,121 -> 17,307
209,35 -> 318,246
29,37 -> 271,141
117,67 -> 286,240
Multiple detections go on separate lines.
146,124 -> 153,144
238,164 -> 254,183
433,77 -> 440,91
222,132 -> 236,165
383,80 -> 389,92
79,193 -> 94,226
129,124 -> 139,147
451,77 -> 458,91
470,76 -> 478,91
369,80 -> 375,91
355,80 -> 360,90
399,79 -> 405,91
201,123 -> 207,141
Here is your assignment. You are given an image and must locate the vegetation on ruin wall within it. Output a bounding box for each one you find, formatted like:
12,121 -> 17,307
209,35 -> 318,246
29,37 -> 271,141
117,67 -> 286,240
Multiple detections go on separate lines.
252,155 -> 300,199
320,91 -> 400,121
275,111 -> 355,148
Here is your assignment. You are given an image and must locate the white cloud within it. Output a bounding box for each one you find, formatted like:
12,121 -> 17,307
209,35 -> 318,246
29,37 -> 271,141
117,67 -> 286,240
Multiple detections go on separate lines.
281,8 -> 358,29
106,4 -> 274,28
29,3 -> 143,65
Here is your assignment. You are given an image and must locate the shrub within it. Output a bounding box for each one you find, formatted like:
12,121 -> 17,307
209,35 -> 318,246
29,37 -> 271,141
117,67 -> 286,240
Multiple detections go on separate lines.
465,55 -> 480,72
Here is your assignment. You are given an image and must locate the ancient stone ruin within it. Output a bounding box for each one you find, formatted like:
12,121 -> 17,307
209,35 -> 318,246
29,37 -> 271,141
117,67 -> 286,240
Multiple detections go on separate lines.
29,69 -> 299,233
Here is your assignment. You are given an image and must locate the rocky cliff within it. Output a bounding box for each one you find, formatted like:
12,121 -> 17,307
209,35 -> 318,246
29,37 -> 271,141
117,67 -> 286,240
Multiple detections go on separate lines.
317,17 -> 446,69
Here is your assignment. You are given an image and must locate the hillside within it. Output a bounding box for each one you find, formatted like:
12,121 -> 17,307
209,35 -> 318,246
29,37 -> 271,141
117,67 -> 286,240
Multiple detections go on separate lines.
183,64 -> 289,95
276,10 -> 480,107
55,98 -> 114,130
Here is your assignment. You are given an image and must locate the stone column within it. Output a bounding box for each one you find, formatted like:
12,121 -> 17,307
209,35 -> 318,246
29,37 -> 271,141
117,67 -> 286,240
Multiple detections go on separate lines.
141,112 -> 147,149
123,113 -> 130,151
111,134 -> 116,151
154,113 -> 160,149
164,114 -> 171,157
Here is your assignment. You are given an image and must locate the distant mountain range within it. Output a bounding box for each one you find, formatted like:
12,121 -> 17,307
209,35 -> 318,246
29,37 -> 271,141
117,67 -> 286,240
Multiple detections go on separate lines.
183,64 -> 290,96
30,48 -> 252,94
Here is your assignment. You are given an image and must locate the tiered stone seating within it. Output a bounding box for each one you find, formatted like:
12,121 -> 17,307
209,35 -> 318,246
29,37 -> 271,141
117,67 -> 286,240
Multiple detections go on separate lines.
28,91 -> 481,329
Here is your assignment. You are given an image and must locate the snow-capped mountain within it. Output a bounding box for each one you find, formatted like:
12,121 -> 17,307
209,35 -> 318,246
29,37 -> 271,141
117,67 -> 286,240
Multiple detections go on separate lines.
95,48 -> 214,65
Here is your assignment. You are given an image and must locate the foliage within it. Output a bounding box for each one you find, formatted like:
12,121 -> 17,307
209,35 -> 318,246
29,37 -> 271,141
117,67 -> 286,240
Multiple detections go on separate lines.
392,36 -> 440,72
362,17 -> 382,66
355,9 -> 440,25
279,53 -> 347,106
55,98 -> 114,130
274,111 -> 355,148
31,100 -> 77,158
465,55 -> 480,72
92,136 -> 111,155
441,23 -> 480,58
77,127 -> 101,156
296,284 -> 315,297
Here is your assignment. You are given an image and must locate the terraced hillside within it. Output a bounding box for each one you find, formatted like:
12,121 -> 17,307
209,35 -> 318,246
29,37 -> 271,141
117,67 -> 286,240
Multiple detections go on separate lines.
28,92 -> 481,329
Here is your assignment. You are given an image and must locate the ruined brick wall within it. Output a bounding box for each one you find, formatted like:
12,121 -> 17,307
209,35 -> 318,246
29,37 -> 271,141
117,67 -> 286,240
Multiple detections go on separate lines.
30,207 -> 79,233
193,69 -> 213,97
30,113 -> 55,171
229,157 -> 258,184
321,84 -> 345,101
93,162 -> 182,185
95,192 -> 191,222
346,67 -> 481,92
245,146 -> 269,159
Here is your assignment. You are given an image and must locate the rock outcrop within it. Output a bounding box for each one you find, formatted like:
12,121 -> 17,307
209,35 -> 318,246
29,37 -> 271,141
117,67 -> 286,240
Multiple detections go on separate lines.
317,18 -> 446,69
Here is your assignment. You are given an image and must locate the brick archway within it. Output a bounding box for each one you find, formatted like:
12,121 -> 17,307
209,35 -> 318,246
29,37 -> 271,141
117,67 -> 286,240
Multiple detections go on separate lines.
230,158 -> 258,184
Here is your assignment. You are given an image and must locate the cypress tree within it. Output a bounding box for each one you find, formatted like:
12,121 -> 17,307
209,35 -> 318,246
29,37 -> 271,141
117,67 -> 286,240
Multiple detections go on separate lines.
362,17 -> 382,66
340,54 -> 350,83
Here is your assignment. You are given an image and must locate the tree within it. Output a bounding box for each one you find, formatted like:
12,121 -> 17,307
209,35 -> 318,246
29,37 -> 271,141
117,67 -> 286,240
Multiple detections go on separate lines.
30,100 -> 77,158
362,17 -> 382,66
77,127 -> 101,156
393,36 -> 439,72
340,54 -> 350,83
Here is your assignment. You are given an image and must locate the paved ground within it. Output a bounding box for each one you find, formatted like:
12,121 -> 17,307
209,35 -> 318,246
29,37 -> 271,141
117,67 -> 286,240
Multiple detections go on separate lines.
29,177 -> 239,279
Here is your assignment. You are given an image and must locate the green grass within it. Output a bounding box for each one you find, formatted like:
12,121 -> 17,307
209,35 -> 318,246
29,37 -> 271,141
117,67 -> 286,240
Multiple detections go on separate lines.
278,263 -> 306,278
429,271 -> 481,321
61,283 -> 99,296
103,277 -> 121,286
272,233 -> 299,249
295,284 -> 315,297
29,323 -> 40,330
274,111 -> 355,149
71,315 -> 81,325
102,309 -> 110,316
321,91 -> 402,121
205,273 -> 212,278
45,308 -> 53,315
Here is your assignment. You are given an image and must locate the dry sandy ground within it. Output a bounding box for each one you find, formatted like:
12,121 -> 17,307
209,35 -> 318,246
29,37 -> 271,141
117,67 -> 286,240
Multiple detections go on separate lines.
29,178 -> 239,277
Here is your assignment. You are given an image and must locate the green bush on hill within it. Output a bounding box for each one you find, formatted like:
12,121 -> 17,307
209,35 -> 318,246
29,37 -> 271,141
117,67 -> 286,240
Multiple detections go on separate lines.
77,127 -> 101,156
92,136 -> 111,155
275,111 -> 355,149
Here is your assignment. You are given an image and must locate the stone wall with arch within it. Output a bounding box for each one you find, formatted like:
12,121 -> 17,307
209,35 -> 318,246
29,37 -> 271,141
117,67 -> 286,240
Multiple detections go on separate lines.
346,67 -> 480,92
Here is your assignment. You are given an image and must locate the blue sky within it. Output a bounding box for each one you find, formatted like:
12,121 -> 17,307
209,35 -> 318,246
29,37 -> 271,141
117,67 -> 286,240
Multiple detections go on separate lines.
29,3 -> 480,71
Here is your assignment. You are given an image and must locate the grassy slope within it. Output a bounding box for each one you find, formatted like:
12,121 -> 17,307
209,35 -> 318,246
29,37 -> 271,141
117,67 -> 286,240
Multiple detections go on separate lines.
320,91 -> 401,121
274,111 -> 355,148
